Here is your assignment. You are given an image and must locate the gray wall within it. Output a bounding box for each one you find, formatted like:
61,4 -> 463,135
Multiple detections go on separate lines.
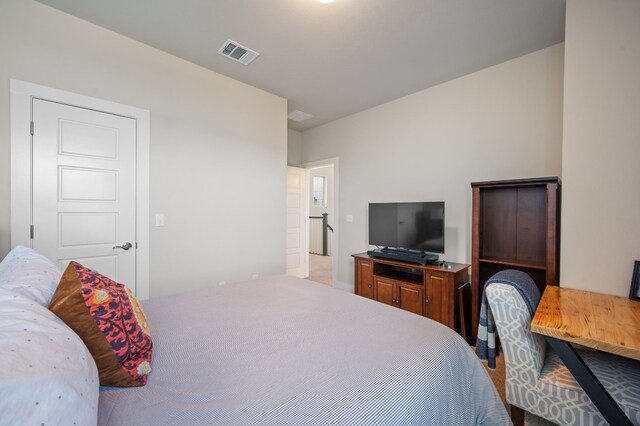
298,44 -> 565,289
0,0 -> 287,297
287,129 -> 303,166
561,0 -> 640,296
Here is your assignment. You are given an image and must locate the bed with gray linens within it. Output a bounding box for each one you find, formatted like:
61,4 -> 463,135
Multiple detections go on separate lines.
98,275 -> 509,425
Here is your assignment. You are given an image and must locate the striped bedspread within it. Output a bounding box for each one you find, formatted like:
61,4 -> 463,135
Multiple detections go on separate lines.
98,275 -> 509,425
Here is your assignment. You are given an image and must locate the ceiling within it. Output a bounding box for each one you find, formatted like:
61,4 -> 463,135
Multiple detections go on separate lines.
35,0 -> 566,131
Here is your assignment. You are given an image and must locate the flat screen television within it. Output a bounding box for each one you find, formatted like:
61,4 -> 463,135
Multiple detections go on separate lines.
369,202 -> 445,253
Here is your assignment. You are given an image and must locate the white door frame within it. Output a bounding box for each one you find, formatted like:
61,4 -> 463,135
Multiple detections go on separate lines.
9,79 -> 151,299
301,157 -> 340,288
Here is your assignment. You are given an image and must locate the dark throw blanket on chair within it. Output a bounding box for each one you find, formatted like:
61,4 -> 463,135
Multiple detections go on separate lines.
475,269 -> 541,369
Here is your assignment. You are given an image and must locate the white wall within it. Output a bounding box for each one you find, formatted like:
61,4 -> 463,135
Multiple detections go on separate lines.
287,129 -> 303,166
0,0 -> 287,297
299,44 -> 565,289
561,0 -> 640,296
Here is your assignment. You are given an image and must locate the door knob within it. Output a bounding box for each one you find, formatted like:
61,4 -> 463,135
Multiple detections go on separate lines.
112,242 -> 133,250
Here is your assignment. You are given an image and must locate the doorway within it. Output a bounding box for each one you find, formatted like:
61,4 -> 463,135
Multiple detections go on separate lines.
286,166 -> 307,278
306,164 -> 335,286
10,80 -> 150,298
32,99 -> 137,292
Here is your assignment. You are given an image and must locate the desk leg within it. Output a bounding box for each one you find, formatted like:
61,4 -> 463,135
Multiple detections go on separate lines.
545,337 -> 632,426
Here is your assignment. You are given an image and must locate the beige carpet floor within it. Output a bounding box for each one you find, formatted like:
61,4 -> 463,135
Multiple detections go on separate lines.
306,254 -> 333,286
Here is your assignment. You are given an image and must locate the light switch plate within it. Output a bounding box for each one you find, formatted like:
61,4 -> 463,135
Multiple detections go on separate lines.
346,214 -> 353,222
155,213 -> 165,227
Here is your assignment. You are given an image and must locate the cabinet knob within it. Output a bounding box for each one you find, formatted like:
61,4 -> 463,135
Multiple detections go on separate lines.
425,299 -> 429,303
368,284 -> 372,288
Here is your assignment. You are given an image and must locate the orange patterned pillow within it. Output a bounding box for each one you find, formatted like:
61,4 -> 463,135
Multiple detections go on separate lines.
49,261 -> 152,387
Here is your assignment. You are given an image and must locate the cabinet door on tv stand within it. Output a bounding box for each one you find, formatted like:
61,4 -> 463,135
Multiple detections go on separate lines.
374,277 -> 394,306
398,284 -> 424,316
425,272 -> 448,326
355,259 -> 374,299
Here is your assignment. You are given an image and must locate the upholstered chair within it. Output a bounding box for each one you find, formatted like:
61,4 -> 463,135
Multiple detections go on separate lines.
486,283 -> 640,426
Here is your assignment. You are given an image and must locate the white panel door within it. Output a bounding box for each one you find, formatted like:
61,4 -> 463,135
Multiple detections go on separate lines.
32,99 -> 137,292
286,167 -> 307,278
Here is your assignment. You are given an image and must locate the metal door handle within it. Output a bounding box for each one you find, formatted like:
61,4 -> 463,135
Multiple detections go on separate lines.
113,242 -> 132,250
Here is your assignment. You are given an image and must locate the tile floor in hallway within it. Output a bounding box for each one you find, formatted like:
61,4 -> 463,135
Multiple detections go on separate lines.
306,254 -> 333,286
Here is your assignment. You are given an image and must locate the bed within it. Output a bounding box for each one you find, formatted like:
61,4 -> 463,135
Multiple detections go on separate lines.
98,275 -> 508,425
0,247 -> 509,425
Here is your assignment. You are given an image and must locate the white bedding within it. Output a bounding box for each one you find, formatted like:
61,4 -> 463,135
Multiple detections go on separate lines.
0,292 -> 99,426
98,275 -> 509,425
0,246 -> 99,426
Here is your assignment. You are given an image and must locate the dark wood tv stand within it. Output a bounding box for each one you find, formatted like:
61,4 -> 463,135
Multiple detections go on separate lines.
352,253 -> 469,332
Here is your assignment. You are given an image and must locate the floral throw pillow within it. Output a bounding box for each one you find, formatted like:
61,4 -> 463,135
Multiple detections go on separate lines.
49,261 -> 152,387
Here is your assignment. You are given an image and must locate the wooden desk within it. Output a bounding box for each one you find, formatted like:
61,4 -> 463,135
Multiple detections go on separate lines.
531,286 -> 640,425
532,286 -> 640,360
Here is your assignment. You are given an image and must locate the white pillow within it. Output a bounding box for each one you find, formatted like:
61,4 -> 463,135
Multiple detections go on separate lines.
0,246 -> 61,306
0,291 -> 99,426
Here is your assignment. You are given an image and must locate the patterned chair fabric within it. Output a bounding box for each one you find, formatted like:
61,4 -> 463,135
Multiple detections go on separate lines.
486,283 -> 640,426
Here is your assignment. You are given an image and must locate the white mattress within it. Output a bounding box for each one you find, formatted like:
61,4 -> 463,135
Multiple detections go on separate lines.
98,275 -> 509,425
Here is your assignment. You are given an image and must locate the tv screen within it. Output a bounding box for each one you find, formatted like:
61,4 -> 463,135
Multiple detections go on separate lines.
369,202 -> 445,253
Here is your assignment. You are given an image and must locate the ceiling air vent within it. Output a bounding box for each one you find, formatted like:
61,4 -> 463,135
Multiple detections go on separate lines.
217,39 -> 259,65
288,110 -> 314,122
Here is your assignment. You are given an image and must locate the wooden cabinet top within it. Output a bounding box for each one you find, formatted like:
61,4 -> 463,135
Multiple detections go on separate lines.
352,252 -> 469,274
471,176 -> 560,188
